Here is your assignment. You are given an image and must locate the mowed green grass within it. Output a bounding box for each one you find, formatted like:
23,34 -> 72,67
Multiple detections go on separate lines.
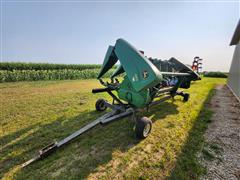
0,77 -> 226,179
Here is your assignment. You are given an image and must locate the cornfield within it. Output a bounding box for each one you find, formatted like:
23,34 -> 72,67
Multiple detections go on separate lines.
0,62 -> 120,82
0,62 -> 102,71
0,69 -> 117,82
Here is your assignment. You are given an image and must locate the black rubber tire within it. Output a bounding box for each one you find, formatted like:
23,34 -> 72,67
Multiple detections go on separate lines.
183,93 -> 190,102
135,116 -> 152,139
95,99 -> 107,111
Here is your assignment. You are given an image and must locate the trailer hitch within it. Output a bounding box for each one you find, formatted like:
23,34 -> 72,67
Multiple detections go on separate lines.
22,142 -> 58,167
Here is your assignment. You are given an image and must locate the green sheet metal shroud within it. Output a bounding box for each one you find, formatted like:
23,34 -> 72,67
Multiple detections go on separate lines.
98,39 -> 163,92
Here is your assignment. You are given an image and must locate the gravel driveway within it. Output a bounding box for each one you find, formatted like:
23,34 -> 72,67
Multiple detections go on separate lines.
200,84 -> 240,180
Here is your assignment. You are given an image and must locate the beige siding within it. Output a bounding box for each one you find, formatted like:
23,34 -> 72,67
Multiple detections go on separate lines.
227,42 -> 240,100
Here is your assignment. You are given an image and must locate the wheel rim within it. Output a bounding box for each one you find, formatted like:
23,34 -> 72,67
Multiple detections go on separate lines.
143,124 -> 151,137
100,102 -> 105,110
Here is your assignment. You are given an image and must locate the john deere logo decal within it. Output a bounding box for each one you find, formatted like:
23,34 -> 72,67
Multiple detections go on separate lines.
143,70 -> 148,79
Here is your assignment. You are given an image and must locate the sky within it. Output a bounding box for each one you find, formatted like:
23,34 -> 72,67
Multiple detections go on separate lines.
1,1 -> 239,71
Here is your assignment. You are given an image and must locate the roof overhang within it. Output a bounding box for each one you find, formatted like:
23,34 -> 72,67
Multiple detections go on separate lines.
230,20 -> 240,46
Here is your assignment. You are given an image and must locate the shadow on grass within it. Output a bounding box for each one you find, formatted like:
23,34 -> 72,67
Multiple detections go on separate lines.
1,101 -> 179,179
169,88 -> 216,179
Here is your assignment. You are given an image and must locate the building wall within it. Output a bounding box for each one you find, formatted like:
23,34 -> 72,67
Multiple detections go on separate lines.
227,42 -> 240,101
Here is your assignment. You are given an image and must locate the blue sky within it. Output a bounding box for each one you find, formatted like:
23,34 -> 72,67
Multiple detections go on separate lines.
1,1 -> 239,71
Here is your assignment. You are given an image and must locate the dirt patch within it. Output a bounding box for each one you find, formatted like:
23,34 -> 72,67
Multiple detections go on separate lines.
199,85 -> 240,179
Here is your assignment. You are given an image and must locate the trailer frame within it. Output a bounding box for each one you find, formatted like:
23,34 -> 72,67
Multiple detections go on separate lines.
22,77 -> 189,168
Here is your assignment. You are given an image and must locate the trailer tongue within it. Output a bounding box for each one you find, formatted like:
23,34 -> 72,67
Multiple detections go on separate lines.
22,38 -> 200,168
22,108 -> 134,167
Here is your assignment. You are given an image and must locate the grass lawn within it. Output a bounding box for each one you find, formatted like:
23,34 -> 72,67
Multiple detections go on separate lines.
0,77 -> 226,179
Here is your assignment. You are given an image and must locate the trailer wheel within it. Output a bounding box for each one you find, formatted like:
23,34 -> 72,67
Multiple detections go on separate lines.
135,117 -> 152,139
95,99 -> 107,111
183,93 -> 190,102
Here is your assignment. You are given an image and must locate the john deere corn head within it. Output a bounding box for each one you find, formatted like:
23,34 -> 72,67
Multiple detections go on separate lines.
22,39 -> 201,167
